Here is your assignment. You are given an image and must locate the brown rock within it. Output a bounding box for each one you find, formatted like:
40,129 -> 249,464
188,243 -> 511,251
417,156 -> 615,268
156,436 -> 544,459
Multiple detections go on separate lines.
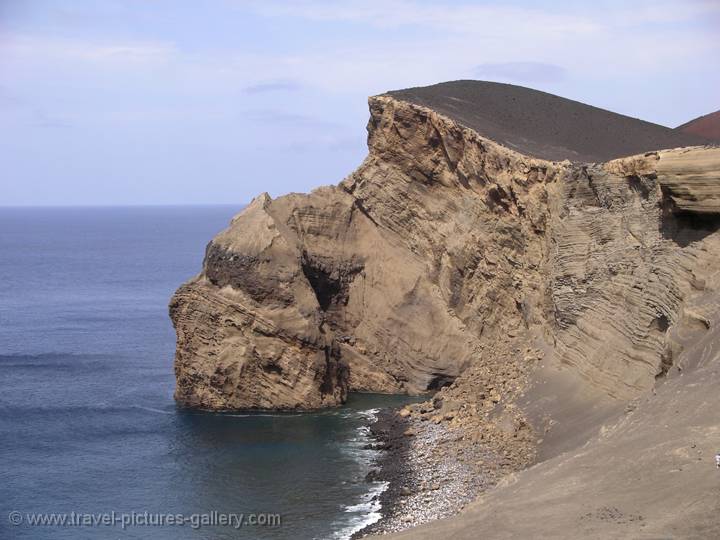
169,79 -> 720,450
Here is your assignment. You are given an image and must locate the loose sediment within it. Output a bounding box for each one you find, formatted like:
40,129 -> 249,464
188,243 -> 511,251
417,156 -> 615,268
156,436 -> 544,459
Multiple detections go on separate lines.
354,401 -> 529,538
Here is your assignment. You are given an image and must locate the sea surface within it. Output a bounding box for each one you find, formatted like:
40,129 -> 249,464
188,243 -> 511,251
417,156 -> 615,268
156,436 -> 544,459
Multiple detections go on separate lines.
0,206 -> 418,540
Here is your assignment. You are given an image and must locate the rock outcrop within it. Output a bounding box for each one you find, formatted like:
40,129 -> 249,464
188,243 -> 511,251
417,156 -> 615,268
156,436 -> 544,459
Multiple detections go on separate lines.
656,147 -> 720,215
170,80 -> 719,436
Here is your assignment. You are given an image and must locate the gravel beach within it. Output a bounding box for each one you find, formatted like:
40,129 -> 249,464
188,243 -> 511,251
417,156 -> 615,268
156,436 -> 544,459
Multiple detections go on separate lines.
354,403 -> 507,538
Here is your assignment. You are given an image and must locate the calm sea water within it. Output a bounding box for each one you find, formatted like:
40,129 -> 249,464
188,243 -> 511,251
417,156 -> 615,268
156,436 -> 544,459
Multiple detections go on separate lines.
0,207 -> 416,540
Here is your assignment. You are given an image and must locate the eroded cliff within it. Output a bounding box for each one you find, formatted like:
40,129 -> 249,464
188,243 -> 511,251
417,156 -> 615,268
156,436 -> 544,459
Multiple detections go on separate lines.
171,83 -> 717,414
170,79 -> 720,538
170,92 -> 564,410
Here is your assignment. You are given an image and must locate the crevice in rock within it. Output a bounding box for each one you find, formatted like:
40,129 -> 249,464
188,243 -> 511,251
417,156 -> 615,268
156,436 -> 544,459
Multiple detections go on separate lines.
264,363 -> 283,376
319,345 -> 348,397
301,259 -> 343,311
427,373 -> 456,391
585,167 -> 607,207
626,174 -> 653,199
651,314 -> 670,333
655,347 -> 674,380
300,253 -> 364,313
486,185 -> 511,212
660,188 -> 720,247
352,198 -> 380,228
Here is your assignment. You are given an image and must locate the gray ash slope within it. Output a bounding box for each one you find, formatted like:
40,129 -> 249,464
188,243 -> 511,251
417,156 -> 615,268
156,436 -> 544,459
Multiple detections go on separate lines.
386,80 -> 709,163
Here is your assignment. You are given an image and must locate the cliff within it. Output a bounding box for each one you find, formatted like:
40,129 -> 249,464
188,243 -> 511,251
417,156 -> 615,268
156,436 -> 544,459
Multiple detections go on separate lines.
170,81 -> 716,409
169,80 -> 720,535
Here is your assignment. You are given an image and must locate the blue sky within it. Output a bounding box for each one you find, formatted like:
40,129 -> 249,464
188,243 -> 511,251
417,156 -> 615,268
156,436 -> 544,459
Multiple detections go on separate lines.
1,0 -> 718,206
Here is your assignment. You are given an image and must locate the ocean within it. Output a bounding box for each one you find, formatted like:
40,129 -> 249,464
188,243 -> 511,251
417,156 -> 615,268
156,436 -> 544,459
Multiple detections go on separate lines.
0,206 -> 417,540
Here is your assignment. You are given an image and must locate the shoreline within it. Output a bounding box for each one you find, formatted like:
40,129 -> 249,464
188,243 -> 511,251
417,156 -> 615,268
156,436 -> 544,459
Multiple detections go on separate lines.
351,408 -> 413,539
353,405 -> 502,538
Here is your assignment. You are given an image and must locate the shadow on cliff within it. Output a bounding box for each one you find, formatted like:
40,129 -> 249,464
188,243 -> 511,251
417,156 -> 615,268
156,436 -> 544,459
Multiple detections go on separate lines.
660,208 -> 720,247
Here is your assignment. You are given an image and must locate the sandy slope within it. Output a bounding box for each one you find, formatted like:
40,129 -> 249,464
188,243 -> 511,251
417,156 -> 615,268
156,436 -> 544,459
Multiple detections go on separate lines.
380,285 -> 720,540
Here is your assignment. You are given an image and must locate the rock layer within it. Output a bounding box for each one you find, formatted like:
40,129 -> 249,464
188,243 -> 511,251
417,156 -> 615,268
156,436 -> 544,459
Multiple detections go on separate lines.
657,147 -> 720,215
170,81 -> 719,425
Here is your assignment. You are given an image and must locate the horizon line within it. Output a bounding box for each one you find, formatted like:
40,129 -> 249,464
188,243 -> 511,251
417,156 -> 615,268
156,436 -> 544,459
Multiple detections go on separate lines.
0,203 -> 247,209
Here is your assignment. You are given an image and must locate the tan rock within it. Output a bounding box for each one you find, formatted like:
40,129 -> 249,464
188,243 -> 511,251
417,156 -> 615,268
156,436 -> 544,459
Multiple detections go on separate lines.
170,82 -> 720,427
656,146 -> 720,215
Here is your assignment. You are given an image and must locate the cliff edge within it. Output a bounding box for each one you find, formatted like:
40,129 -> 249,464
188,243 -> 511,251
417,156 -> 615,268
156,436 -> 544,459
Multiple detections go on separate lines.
169,80 -> 720,535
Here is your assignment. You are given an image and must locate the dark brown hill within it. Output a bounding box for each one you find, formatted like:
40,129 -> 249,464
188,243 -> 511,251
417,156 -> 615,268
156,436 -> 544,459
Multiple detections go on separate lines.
677,110 -> 720,142
386,80 -> 708,163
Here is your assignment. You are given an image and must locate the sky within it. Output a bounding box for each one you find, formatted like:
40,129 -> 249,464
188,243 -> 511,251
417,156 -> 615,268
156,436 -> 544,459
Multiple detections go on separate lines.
1,0 -> 719,206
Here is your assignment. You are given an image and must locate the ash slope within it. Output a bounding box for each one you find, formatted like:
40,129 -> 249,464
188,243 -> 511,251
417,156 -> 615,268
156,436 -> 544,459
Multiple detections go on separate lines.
677,109 -> 720,142
388,80 -> 708,162
381,309 -> 720,540
379,246 -> 720,539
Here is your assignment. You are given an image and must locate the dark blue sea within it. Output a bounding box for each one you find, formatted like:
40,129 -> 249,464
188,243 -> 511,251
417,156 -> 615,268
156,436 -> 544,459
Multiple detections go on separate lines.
0,206 -> 416,540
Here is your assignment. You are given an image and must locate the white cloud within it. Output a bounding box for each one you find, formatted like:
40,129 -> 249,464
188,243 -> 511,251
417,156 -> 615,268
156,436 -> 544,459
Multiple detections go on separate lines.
475,62 -> 567,84
2,1 -> 717,131
243,80 -> 302,94
249,0 -> 601,36
2,0 -> 718,204
4,0 -> 717,99
600,0 -> 720,25
243,109 -> 343,129
225,0 -> 717,96
249,0 -> 720,30
2,34 -> 176,67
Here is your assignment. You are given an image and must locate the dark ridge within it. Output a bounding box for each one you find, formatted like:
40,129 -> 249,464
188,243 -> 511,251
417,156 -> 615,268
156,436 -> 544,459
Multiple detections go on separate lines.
385,80 -> 709,163
676,110 -> 720,142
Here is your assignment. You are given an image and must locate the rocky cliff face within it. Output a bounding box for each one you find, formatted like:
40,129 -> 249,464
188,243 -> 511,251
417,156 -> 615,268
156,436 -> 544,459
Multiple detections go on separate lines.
548,148 -> 720,399
170,82 -> 719,436
171,94 -> 557,409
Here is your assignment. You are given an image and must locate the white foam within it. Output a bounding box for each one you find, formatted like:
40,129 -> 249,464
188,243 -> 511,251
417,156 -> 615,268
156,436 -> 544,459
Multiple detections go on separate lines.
357,408 -> 380,421
344,481 -> 388,513
131,405 -> 174,415
332,480 -> 388,539
328,407 -> 388,540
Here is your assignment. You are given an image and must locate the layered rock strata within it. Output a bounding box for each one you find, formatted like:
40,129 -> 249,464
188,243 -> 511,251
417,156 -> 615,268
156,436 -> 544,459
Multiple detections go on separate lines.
170,82 -> 719,463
